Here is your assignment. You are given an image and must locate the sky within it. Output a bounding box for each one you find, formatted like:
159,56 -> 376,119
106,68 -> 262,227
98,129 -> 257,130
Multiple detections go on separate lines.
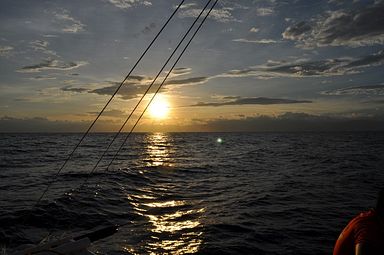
0,0 -> 383,132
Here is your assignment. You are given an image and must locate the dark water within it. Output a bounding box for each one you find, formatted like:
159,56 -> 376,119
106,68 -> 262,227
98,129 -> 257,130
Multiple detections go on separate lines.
1,132 -> 384,254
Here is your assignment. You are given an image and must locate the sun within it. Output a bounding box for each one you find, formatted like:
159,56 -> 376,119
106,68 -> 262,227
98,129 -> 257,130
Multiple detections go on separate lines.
148,95 -> 170,119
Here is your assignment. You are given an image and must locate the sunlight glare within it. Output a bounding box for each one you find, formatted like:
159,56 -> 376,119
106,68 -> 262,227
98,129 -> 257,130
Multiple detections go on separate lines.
148,95 -> 170,119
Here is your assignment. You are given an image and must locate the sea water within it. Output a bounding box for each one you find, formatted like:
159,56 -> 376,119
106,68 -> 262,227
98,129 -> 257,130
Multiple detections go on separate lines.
1,132 -> 384,254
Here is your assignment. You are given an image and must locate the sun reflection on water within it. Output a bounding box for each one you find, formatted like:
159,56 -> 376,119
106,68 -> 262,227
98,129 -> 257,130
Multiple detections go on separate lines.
144,133 -> 173,167
125,133 -> 204,254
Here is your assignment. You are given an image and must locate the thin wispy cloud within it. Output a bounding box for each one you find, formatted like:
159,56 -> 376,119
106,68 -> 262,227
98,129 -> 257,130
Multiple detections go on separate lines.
321,85 -> 384,96
29,40 -> 58,57
61,85 -> 88,93
169,67 -> 192,77
165,76 -> 209,87
18,59 -> 88,73
107,0 -> 152,9
53,9 -> 86,33
0,45 -> 13,57
178,7 -> 238,23
190,97 -> 312,107
223,50 -> 384,79
256,7 -> 274,16
232,38 -> 278,44
28,75 -> 57,81
87,109 -> 127,117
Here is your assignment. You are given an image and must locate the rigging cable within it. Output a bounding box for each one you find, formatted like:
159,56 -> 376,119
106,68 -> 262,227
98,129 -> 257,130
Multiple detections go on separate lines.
22,0 -> 186,221
79,0 -> 214,186
106,0 -> 219,170
61,0 -> 217,240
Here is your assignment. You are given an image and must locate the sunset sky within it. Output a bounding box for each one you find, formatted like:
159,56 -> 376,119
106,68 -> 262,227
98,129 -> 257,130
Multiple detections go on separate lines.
1,0 -> 383,132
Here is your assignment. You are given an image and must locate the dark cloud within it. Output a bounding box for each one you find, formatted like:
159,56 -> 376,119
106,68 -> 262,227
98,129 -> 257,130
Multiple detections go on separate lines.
3,113 -> 383,132
165,76 -> 209,86
224,50 -> 384,79
29,75 -> 56,80
194,113 -> 384,132
0,116 -> 119,132
282,21 -> 311,40
89,82 -> 151,100
170,67 -> 192,76
190,97 -> 312,107
282,2 -> 384,47
87,109 -> 126,117
365,99 -> 384,104
141,22 -> 156,34
78,74 -> 207,100
345,50 -> 384,68
61,86 -> 88,93
321,85 -> 384,96
126,75 -> 148,81
18,59 -> 88,73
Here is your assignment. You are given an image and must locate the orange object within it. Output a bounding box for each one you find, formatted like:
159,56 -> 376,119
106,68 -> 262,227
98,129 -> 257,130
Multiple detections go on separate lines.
333,209 -> 384,255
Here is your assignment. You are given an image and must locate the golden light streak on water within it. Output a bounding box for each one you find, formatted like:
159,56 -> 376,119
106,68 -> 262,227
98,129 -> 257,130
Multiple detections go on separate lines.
144,133 -> 173,167
124,133 -> 205,254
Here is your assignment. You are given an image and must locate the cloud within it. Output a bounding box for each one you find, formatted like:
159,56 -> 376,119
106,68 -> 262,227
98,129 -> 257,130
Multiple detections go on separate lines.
178,3 -> 197,9
18,59 -> 88,73
321,85 -> 384,96
29,40 -> 58,56
0,116 -> 119,132
28,75 -> 57,81
88,81 -> 150,100
67,70 -> 209,100
30,40 -> 49,50
249,27 -> 259,33
282,2 -> 384,47
61,85 -> 88,93
169,67 -> 192,77
141,22 -> 156,34
190,97 -> 312,107
232,38 -> 278,44
282,21 -> 311,41
256,7 -> 274,16
192,112 -> 384,132
87,109 -> 127,117
107,0 -> 152,9
0,45 -> 13,57
54,9 -> 86,33
3,112 -> 383,132
165,76 -> 209,86
178,7 -> 237,23
222,50 -> 384,79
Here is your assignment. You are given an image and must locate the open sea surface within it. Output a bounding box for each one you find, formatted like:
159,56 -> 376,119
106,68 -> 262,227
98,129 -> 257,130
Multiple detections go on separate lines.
1,132 -> 384,254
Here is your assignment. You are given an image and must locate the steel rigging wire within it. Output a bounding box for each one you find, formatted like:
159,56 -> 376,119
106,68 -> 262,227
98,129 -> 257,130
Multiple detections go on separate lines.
106,0 -> 219,171
80,0 -> 215,186
15,0 -> 219,249
61,0 -> 218,242
22,0 -> 186,224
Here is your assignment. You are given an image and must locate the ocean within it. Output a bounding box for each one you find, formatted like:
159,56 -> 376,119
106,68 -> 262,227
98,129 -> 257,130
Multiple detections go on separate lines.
1,132 -> 384,254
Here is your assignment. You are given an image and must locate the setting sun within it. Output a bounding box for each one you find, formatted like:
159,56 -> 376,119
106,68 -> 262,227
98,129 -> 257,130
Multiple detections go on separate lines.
148,95 -> 170,119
